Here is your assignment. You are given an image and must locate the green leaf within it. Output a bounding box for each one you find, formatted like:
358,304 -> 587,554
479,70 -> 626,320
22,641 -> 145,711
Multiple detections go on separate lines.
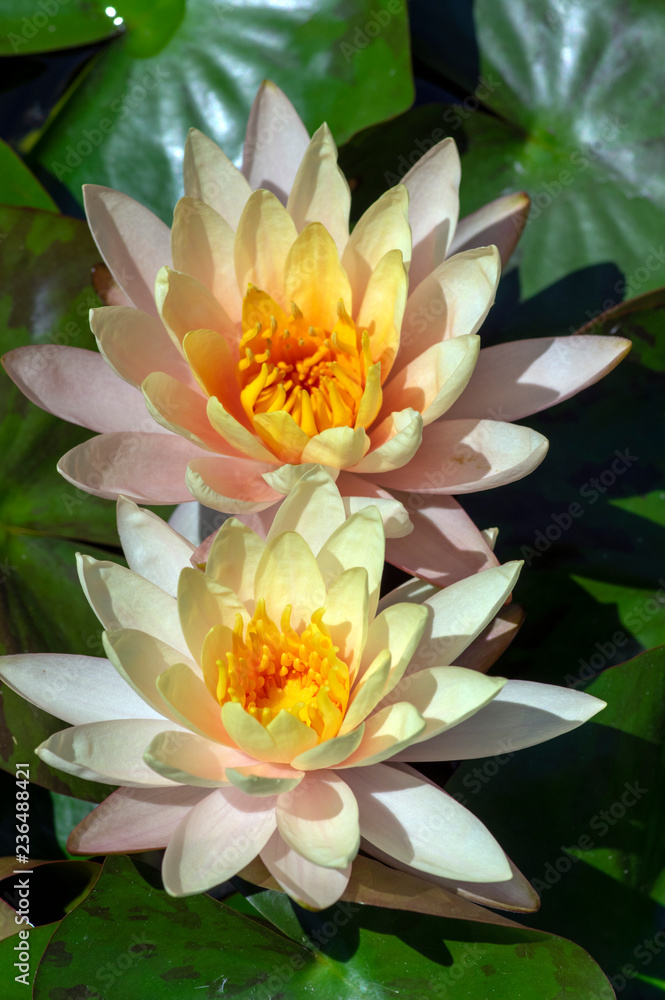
407,0 -> 665,304
0,0 -> 120,56
0,140 -> 57,212
445,650 -> 665,992
32,854 -> 613,998
0,923 -> 56,998
31,0 -> 414,221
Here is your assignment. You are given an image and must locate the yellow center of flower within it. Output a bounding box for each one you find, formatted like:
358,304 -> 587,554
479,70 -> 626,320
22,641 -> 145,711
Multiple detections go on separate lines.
215,598 -> 349,741
236,285 -> 378,437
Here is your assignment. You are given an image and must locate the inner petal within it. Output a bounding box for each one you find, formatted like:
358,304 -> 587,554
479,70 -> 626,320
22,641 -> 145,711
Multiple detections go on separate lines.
211,597 -> 350,743
234,285 -> 380,438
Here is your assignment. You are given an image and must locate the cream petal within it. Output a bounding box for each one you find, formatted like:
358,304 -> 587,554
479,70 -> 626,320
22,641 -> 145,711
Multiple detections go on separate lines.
102,629 -> 195,725
162,786 -> 277,895
206,396 -> 279,463
91,305 -> 196,389
0,653 -> 161,726
403,138 -> 460,289
77,554 -> 187,654
339,649 -> 392,735
300,426 -> 369,470
171,197 -> 242,323
157,662 -> 230,743
183,128 -> 252,229
83,184 -> 171,315
253,410 -> 310,464
265,465 -> 346,555
116,496 -> 195,597
261,830 -> 351,909
384,494 -> 499,588
454,605 -> 525,673
234,190 -> 298,303
267,711 -> 319,761
186,454 -> 281,514
144,730 -> 250,786
398,246 -> 500,370
254,531 -> 327,631
58,431 -> 202,504
336,472 -> 412,539
155,266 -> 236,350
448,192 -> 530,266
321,566 -> 369,675
221,702 -> 280,762
406,562 -> 522,677
262,462 -> 339,495
446,335 -> 632,422
205,518 -> 266,608
142,371 -> 224,452
178,566 -> 249,662
37,719 -> 181,787
289,726 -> 366,771
242,81 -> 310,203
68,785 -> 209,854
316,506 -> 384,619
283,221 -> 352,329
2,345 -> 155,433
351,408 -> 423,475
356,248 -> 407,383
359,602 -> 428,697
226,763 -> 304,797
276,771 -> 359,867
394,679 -> 606,761
344,763 -> 511,882
342,185 -> 411,308
337,702 -> 426,767
379,334 -> 480,427
372,419 -> 549,494
286,124 -> 350,254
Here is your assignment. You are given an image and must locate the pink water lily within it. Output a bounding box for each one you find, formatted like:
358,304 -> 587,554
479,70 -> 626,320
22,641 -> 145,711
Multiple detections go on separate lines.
2,81 -> 630,584
0,471 -> 604,910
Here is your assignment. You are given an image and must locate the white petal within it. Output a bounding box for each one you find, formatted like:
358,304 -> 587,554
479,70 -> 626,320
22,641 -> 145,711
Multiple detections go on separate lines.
276,771 -> 359,868
117,497 -> 194,597
261,830 -> 351,909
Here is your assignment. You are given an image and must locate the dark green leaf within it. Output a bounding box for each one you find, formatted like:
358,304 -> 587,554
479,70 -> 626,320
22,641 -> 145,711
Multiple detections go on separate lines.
31,0 -> 414,221
0,923 -> 56,998
0,140 -> 57,212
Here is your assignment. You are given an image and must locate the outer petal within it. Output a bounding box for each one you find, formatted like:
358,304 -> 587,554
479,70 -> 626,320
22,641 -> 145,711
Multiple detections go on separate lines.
0,654 -> 161,726
242,80 -> 310,202
77,554 -> 187,655
403,138 -> 460,289
261,830 -> 351,909
286,124 -> 351,254
398,246 -> 500,370
336,472 -> 413,539
58,431 -> 203,504
344,763 -> 511,882
68,785 -> 209,854
384,494 -> 499,587
445,335 -> 632,422
116,496 -> 195,597
275,771 -> 359,868
448,192 -> 530,265
378,334 -> 480,427
143,730 -> 251,786
186,455 -> 281,514
3,346 -> 154,433
337,702 -> 426,767
394,680 -> 606,761
454,605 -> 525,674
371,419 -> 549,494
171,197 -> 242,323
162,786 -> 277,895
91,306 -> 195,389
406,561 -> 522,676
234,190 -> 298,304
183,128 -> 252,229
37,719 -> 180,786
83,184 -> 172,315
342,185 -> 411,308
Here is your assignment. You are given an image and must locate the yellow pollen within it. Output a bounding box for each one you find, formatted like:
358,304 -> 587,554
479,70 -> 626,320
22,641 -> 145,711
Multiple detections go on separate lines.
215,599 -> 349,741
235,284 -> 381,438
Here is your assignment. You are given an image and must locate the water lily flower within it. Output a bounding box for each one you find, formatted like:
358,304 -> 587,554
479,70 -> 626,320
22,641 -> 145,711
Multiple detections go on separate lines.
0,470 -> 604,910
2,82 -> 630,584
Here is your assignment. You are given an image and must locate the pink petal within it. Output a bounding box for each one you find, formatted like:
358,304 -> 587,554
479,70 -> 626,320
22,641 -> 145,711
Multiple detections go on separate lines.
186,455 -> 282,513
91,305 -> 196,389
371,419 -> 548,494
162,786 -> 277,895
384,494 -> 498,586
454,606 -> 525,673
68,785 -> 210,854
446,335 -> 632,422
3,346 -> 155,433
449,192 -> 530,266
83,185 -> 171,316
261,830 -> 351,909
242,81 -> 310,203
58,431 -> 204,503
403,139 -> 460,289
